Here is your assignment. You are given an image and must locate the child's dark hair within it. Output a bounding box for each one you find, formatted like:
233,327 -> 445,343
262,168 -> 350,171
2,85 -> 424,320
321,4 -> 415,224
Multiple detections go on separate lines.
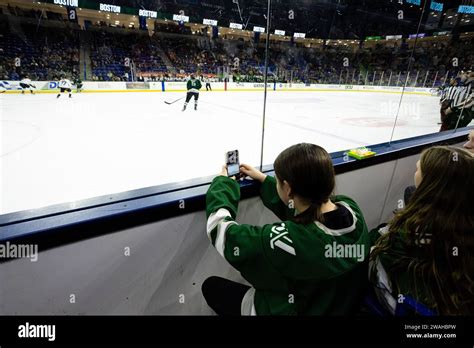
273,143 -> 335,224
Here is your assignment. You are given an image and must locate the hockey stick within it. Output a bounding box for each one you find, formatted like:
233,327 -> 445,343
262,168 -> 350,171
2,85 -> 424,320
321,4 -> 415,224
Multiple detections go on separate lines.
164,97 -> 184,105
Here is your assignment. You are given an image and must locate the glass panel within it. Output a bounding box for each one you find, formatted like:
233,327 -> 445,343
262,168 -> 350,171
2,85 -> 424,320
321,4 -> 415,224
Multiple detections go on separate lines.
261,0 -> 424,167
1,0 -> 471,216
1,0 -> 270,215
390,1 -> 474,142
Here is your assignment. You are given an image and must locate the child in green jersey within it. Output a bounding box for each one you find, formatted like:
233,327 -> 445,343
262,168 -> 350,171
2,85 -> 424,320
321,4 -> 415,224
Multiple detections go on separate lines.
203,143 -> 370,315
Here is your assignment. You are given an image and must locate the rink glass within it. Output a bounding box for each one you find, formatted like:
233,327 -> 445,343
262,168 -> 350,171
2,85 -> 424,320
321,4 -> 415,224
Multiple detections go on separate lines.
0,0 -> 472,216
261,0 -> 472,168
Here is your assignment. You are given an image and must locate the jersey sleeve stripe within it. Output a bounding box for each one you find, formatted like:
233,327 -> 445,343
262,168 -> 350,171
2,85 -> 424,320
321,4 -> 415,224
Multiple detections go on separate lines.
207,208 -> 238,258
241,287 -> 257,315
207,208 -> 232,239
215,220 -> 237,258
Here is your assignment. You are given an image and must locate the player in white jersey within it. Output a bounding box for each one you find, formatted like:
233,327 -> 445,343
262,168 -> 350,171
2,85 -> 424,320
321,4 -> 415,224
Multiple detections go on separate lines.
204,76 -> 212,91
0,81 -> 13,93
57,78 -> 73,98
20,77 -> 36,94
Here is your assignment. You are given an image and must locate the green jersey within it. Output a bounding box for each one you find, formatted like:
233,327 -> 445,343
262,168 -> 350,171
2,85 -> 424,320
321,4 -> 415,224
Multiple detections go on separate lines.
369,226 -> 438,315
206,175 -> 371,315
73,78 -> 83,89
187,79 -> 202,93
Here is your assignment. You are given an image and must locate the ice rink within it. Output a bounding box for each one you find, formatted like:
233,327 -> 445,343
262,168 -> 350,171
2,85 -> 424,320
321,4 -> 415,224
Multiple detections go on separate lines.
1,90 -> 442,214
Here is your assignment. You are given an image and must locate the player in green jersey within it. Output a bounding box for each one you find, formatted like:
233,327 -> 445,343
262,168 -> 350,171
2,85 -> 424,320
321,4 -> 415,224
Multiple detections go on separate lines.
182,74 -> 202,111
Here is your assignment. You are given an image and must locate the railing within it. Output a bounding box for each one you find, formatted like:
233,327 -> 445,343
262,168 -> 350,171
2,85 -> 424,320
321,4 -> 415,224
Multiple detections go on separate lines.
196,65 -> 462,86
291,68 -> 459,87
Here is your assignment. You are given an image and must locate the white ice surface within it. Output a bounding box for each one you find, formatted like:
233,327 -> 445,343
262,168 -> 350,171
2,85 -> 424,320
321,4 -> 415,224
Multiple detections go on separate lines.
1,90 -> 445,214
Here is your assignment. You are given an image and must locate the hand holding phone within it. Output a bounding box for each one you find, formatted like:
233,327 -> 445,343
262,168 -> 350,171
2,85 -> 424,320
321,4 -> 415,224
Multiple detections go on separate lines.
239,163 -> 267,183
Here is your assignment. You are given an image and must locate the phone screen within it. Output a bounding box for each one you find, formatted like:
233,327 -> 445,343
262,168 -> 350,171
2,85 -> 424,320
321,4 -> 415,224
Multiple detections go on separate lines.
227,163 -> 240,177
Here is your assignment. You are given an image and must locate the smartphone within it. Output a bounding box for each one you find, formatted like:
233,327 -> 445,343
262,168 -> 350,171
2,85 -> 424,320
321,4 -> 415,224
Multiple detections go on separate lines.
226,150 -> 241,179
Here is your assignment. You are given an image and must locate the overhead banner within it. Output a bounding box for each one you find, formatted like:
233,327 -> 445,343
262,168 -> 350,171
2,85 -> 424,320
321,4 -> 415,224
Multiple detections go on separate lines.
229,22 -> 243,29
203,18 -> 218,26
430,1 -> 443,11
53,0 -> 78,6
99,3 -> 121,13
366,36 -> 382,41
139,9 -> 157,18
173,14 -> 189,22
458,5 -> 474,14
409,33 -> 425,39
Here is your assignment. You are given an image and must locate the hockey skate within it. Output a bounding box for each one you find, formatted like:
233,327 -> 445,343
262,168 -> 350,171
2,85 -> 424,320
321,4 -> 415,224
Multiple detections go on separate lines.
194,104 -> 197,110
182,104 -> 187,111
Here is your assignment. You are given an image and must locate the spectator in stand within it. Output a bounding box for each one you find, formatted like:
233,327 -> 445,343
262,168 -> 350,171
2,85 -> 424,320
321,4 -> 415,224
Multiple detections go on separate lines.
0,23 -> 79,80
1,9 -> 473,87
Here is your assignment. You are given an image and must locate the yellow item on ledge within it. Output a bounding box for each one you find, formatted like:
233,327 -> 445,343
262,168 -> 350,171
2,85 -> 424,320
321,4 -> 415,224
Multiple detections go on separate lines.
348,147 -> 376,160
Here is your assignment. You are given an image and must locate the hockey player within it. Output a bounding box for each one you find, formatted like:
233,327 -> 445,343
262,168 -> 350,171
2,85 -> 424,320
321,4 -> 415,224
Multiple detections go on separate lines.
182,74 -> 202,111
204,75 -> 212,91
57,77 -> 73,98
20,76 -> 36,94
0,81 -> 12,93
73,76 -> 83,93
